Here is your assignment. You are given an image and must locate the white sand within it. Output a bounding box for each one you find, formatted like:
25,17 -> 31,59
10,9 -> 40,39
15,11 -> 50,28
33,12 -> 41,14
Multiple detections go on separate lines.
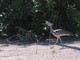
0,41 -> 80,60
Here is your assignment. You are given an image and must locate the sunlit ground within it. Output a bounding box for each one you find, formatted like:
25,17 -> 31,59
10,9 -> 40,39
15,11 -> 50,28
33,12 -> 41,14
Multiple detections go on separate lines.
0,37 -> 80,60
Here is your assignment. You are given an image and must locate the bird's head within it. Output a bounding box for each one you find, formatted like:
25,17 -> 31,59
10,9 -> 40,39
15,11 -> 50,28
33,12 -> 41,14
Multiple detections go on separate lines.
43,21 -> 53,31
45,21 -> 53,27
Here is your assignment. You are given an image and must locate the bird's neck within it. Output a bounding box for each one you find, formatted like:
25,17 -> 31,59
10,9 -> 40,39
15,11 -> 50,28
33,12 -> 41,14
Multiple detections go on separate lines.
49,26 -> 53,33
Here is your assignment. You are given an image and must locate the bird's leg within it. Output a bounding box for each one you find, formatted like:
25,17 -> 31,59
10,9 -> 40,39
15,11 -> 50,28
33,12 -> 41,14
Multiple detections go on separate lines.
59,37 -> 64,48
49,32 -> 51,47
51,37 -> 59,49
59,37 -> 63,45
35,35 -> 39,55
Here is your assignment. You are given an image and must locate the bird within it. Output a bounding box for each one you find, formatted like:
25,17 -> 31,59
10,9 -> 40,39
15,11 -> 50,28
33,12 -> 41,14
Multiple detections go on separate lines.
45,21 -> 73,48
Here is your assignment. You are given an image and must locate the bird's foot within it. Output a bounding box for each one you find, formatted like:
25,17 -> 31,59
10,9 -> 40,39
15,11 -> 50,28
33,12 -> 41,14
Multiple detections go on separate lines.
52,50 -> 57,54
51,47 -> 53,49
50,46 -> 54,49
60,46 -> 64,50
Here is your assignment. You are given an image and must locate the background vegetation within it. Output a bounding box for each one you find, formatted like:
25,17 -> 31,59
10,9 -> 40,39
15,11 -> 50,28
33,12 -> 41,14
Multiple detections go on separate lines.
0,0 -> 80,37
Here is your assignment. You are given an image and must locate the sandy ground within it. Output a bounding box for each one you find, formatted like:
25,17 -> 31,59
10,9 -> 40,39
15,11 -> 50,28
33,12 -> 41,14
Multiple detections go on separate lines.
0,37 -> 80,60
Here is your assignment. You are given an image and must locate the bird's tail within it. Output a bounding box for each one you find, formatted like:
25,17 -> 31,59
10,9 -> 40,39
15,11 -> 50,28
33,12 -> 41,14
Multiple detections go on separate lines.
65,33 -> 74,36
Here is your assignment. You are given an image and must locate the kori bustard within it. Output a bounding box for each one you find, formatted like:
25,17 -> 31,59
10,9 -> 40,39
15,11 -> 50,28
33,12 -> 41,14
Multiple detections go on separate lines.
45,21 -> 73,48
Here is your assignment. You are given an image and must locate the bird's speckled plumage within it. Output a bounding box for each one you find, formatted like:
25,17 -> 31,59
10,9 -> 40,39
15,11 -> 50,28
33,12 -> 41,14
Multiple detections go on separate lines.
45,21 -> 73,48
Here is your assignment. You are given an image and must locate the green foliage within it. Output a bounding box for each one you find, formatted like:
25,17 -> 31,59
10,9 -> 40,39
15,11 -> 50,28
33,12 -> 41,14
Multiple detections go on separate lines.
0,0 -> 80,36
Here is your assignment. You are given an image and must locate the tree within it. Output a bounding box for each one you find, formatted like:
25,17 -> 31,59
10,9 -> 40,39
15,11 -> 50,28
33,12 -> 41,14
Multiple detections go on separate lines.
0,0 -> 80,37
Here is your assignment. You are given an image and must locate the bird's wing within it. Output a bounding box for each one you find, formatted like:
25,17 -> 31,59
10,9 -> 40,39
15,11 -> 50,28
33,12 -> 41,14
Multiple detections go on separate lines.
53,29 -> 63,32
53,29 -> 73,36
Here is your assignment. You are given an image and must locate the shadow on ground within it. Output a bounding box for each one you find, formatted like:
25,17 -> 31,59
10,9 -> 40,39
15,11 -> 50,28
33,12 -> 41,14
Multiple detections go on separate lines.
38,36 -> 80,45
0,38 -> 36,47
0,36 -> 80,50
38,36 -> 80,51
